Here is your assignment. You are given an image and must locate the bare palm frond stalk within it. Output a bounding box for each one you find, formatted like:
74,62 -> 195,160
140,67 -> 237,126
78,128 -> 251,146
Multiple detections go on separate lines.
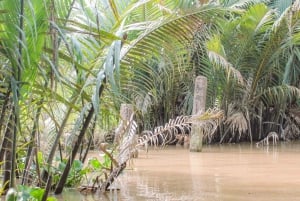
98,109 -> 223,193
137,108 -> 224,148
117,114 -> 138,164
97,108 -> 223,194
99,113 -> 138,192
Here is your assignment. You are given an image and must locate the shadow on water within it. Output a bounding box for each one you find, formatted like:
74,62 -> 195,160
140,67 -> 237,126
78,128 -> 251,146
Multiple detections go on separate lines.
55,141 -> 300,201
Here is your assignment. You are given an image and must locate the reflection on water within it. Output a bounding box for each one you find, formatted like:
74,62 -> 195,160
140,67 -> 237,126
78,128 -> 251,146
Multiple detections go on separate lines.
55,142 -> 300,201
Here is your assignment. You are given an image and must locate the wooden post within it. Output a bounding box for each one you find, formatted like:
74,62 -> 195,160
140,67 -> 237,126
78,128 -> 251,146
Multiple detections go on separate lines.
190,76 -> 207,152
114,104 -> 134,144
120,104 -> 134,120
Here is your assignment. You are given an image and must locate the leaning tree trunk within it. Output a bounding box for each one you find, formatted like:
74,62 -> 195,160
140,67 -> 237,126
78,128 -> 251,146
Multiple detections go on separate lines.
0,92 -> 11,169
54,79 -> 106,194
41,0 -> 77,185
190,76 -> 207,152
8,0 -> 25,189
2,112 -> 14,194
79,116 -> 97,163
54,105 -> 95,194
0,90 -> 11,139
22,92 -> 46,185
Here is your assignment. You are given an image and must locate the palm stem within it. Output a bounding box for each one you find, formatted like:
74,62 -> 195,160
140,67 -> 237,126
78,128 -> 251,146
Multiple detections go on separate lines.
54,77 -> 106,194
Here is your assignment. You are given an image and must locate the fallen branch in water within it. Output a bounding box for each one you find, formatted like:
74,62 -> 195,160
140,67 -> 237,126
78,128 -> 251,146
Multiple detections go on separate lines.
99,163 -> 126,193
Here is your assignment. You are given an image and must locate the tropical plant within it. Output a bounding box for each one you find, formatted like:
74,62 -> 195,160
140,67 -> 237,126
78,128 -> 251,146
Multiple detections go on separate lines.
5,186 -> 57,201
192,1 -> 300,143
0,0 -> 119,195
0,0 -> 51,193
1,0 -> 299,199
118,4 -> 227,132
1,0 -> 223,196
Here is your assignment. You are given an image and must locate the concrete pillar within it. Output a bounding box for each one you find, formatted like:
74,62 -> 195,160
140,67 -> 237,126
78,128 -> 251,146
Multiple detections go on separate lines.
190,76 -> 207,152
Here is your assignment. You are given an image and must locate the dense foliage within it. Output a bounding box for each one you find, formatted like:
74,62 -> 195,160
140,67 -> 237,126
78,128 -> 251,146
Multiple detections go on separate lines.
0,0 -> 299,199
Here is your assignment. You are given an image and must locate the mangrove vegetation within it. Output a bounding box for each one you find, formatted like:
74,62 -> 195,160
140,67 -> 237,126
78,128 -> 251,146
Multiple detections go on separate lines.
0,0 -> 299,200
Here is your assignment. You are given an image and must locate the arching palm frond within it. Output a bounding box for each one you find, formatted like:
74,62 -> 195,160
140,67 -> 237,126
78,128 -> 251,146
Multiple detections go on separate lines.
267,0 -> 294,14
260,85 -> 300,108
119,5 -> 226,129
0,0 -> 53,190
193,2 -> 300,142
218,0 -> 269,9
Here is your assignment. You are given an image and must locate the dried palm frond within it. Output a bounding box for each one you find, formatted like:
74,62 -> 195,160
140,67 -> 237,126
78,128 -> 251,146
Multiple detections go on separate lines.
137,115 -> 191,148
137,108 -> 223,147
117,117 -> 138,165
98,108 -> 223,192
191,108 -> 224,143
225,112 -> 248,135
98,113 -> 137,192
190,108 -> 224,122
256,131 -> 279,146
283,109 -> 300,140
101,112 -> 139,165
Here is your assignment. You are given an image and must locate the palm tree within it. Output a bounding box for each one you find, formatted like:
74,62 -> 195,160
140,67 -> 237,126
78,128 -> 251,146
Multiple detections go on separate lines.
50,0 -> 234,193
0,0 -> 51,192
0,0 -> 118,194
54,0 -> 227,193
193,1 -> 300,143
117,3 -> 227,132
1,0 -> 298,198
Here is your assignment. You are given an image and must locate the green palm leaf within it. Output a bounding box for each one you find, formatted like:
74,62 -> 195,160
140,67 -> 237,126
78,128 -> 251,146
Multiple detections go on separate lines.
118,5 -> 226,127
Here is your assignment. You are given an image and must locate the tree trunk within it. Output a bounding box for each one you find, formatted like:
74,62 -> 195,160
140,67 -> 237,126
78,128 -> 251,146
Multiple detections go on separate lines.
80,116 -> 96,163
54,105 -> 95,194
22,95 -> 45,185
0,90 -> 11,138
54,78 -> 106,194
41,175 -> 52,201
42,100 -> 75,184
2,113 -> 14,194
190,76 -> 207,152
99,163 -> 126,192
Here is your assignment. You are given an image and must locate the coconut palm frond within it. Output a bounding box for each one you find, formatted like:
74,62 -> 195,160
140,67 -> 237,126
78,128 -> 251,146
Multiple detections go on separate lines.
206,43 -> 245,84
118,5 -> 226,129
121,5 -> 225,61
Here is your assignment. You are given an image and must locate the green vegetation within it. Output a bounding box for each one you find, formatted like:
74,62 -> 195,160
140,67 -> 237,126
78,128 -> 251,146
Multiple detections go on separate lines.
0,0 -> 299,199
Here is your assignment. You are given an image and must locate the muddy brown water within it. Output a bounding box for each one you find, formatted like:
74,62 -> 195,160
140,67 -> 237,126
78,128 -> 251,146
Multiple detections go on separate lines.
55,142 -> 300,201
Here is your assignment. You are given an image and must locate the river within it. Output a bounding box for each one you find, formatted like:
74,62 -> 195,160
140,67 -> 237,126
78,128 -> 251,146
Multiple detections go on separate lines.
56,141 -> 300,201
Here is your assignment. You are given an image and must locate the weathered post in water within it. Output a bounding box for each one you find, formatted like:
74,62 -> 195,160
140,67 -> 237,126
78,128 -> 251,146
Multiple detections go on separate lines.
121,104 -> 134,121
114,103 -> 134,144
190,76 -> 207,152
